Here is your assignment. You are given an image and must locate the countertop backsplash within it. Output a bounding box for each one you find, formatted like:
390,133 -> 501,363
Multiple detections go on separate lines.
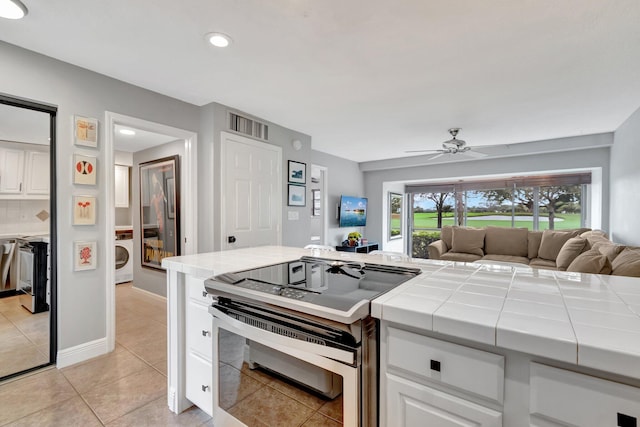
0,199 -> 49,236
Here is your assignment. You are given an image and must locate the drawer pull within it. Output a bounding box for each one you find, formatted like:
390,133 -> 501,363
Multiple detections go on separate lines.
201,330 -> 210,337
202,291 -> 207,298
618,413 -> 637,427
430,359 -> 441,372
202,385 -> 210,392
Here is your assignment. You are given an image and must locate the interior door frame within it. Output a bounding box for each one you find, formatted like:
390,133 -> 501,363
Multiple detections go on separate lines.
311,164 -> 329,245
0,93 -> 58,378
220,131 -> 282,250
105,112 -> 198,352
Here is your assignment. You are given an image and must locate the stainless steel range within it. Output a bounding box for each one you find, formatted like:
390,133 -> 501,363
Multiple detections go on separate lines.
205,256 -> 421,426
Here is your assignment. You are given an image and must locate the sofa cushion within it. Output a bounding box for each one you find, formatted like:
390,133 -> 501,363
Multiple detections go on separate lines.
567,249 -> 612,275
528,231 -> 543,259
591,241 -> 626,263
481,254 -> 530,265
484,227 -> 529,257
440,252 -> 483,262
451,227 -> 485,256
611,248 -> 640,277
556,238 -> 587,270
580,229 -> 609,240
529,258 -> 558,270
538,230 -> 574,261
441,226 -> 453,250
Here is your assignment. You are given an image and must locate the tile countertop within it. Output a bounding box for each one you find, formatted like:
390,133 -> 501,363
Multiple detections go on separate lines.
162,246 -> 640,381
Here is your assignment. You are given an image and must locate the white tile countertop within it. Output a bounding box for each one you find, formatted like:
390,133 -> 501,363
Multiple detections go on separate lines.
163,246 -> 640,380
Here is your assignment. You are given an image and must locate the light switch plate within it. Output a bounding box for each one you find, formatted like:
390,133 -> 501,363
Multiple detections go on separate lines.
288,211 -> 299,220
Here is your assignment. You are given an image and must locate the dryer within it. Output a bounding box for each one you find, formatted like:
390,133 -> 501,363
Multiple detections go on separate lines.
115,229 -> 133,284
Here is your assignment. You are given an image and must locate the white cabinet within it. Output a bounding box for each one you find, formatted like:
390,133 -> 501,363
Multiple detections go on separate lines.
185,276 -> 213,416
25,151 -> 49,194
0,148 -> 25,194
530,363 -> 640,427
114,165 -> 130,208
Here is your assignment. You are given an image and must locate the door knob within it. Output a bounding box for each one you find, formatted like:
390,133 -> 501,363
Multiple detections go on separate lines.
228,236 -> 236,243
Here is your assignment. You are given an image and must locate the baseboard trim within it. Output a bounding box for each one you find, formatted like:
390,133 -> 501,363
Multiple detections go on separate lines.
132,285 -> 167,302
56,337 -> 109,369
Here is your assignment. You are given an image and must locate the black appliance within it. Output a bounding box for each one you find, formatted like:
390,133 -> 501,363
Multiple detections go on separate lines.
18,241 -> 48,314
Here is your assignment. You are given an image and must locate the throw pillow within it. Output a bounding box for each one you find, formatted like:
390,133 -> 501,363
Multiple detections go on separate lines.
567,249 -> 612,275
611,248 -> 640,277
484,226 -> 528,256
451,227 -> 485,256
441,226 -> 453,250
592,241 -> 626,263
538,230 -> 574,261
556,238 -> 587,270
528,231 -> 543,259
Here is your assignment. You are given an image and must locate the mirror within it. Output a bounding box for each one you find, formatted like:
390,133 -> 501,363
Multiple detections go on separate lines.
389,192 -> 403,240
0,98 -> 56,380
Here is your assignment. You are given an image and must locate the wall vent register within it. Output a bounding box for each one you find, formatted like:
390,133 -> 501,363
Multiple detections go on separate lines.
228,112 -> 269,140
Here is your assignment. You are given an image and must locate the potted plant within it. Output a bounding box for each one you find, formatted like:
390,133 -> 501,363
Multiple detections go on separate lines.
347,231 -> 362,247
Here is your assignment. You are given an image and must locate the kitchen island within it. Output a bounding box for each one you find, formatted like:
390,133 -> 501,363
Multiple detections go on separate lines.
164,246 -> 640,426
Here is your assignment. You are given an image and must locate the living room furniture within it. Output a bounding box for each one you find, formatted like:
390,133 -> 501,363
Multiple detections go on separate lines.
336,242 -> 379,253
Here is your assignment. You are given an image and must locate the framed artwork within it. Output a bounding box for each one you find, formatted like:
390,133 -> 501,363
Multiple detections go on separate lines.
139,155 -> 180,270
74,241 -> 97,271
312,189 -> 321,216
74,115 -> 98,148
389,192 -> 403,240
288,184 -> 306,207
288,160 -> 306,184
73,154 -> 97,185
73,196 -> 96,225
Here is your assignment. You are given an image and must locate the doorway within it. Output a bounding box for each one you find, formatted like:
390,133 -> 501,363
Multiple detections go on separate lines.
310,165 -> 328,245
0,94 -> 57,381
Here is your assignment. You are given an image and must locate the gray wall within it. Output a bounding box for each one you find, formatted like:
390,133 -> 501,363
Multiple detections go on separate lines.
311,150 -> 365,246
610,106 -> 640,245
197,102 -> 313,252
132,140 -> 185,297
363,145 -> 611,245
0,41 -> 199,351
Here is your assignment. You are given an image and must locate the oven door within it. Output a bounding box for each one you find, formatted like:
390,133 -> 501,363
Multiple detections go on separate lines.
210,304 -> 360,427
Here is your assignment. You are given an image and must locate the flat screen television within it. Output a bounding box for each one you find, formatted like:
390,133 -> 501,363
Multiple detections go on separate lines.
339,195 -> 368,227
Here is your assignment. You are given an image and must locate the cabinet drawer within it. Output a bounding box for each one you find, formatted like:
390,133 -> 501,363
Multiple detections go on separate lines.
387,326 -> 504,403
186,353 -> 213,417
386,373 -> 502,427
187,276 -> 212,305
530,363 -> 640,427
187,301 -> 213,360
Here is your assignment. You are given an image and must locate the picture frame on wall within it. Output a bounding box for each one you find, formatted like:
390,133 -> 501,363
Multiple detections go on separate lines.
73,195 -> 96,225
74,241 -> 97,271
288,160 -> 306,184
73,154 -> 97,185
139,155 -> 180,270
288,184 -> 306,206
73,115 -> 98,148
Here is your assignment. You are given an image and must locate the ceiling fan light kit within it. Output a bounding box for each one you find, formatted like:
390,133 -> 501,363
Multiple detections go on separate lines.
0,0 -> 28,19
405,127 -> 489,159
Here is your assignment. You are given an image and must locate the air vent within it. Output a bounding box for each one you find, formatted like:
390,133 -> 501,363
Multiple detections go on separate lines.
229,112 -> 269,140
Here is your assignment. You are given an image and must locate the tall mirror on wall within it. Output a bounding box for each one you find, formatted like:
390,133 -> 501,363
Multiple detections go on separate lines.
0,95 -> 56,380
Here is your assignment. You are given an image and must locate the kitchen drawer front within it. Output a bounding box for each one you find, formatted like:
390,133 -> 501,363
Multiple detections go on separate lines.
187,301 -> 213,360
386,373 -> 502,427
186,275 -> 212,305
387,326 -> 504,404
530,363 -> 640,427
186,353 -> 213,417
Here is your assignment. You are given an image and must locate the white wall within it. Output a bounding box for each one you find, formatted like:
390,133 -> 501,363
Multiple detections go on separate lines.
0,41 -> 200,352
310,150 -> 365,246
610,105 -> 640,245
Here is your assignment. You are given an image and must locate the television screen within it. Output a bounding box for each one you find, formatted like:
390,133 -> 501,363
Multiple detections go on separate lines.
339,195 -> 367,227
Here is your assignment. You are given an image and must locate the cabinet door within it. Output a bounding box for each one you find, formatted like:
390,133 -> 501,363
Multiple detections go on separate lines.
386,374 -> 502,427
25,151 -> 49,194
114,165 -> 130,208
0,148 -> 25,194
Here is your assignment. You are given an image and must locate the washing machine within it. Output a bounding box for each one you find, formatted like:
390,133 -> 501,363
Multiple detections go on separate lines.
115,229 -> 133,284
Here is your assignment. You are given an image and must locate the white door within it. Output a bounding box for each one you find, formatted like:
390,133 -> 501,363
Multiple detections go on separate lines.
221,132 -> 282,250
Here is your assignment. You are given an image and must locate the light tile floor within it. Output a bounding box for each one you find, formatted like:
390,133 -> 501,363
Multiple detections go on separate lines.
0,283 -> 343,426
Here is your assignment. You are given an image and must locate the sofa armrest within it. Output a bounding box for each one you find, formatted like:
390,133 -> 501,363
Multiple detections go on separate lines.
428,240 -> 448,259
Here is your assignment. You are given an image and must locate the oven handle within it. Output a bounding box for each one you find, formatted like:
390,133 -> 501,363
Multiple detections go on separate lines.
210,304 -> 356,365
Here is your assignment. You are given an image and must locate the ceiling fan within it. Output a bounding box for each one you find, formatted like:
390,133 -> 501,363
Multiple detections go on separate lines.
405,128 -> 488,160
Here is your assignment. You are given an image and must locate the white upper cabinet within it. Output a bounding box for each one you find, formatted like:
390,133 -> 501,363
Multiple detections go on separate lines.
25,151 -> 50,195
115,165 -> 130,208
0,148 -> 25,194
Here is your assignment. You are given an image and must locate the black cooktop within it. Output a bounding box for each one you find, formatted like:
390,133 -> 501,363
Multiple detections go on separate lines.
208,256 -> 421,312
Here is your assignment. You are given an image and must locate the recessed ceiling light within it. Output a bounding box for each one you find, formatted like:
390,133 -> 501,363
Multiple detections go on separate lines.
0,0 -> 28,19
205,32 -> 232,48
119,129 -> 136,136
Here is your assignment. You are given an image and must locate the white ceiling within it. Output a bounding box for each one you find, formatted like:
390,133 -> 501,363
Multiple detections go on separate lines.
113,125 -> 176,153
0,103 -> 49,145
1,0 -> 639,162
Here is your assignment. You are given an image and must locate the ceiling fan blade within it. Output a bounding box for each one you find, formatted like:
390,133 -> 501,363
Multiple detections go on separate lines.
428,153 -> 445,160
404,149 -> 445,153
462,150 -> 488,158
